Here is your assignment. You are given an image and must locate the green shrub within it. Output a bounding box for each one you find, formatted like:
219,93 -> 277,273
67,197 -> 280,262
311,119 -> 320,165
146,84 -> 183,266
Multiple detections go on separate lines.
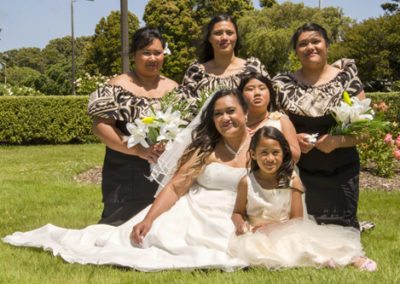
357,92 -> 400,177
0,83 -> 44,96
0,96 -> 98,144
75,73 -> 111,96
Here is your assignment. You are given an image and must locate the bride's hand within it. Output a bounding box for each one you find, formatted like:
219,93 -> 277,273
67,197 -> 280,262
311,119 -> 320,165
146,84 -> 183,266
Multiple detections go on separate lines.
130,219 -> 152,245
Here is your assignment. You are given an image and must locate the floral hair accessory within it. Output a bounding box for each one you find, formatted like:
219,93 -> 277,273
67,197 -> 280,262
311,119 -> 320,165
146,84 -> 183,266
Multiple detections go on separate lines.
163,42 -> 171,55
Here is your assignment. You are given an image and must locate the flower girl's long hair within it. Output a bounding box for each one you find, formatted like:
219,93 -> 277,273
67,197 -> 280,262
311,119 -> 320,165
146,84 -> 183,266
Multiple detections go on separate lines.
175,88 -> 248,177
249,126 -> 294,188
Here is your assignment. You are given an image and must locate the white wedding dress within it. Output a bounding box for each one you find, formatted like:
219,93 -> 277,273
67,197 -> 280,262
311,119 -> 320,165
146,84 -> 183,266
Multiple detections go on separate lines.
3,163 -> 248,272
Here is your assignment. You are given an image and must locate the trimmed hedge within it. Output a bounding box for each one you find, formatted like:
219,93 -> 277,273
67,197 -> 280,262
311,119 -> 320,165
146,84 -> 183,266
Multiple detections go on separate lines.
0,93 -> 399,145
0,96 -> 98,144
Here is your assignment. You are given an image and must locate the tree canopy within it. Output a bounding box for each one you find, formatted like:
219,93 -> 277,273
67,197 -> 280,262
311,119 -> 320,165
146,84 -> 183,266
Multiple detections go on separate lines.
84,10 -> 139,76
143,0 -> 254,81
1,1 -> 399,93
238,2 -> 353,76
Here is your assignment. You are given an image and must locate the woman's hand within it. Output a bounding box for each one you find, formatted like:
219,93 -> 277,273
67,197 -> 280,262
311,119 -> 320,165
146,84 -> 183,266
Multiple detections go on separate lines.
251,223 -> 268,233
315,134 -> 338,153
235,221 -> 251,235
134,142 -> 165,164
297,133 -> 315,154
130,219 -> 153,245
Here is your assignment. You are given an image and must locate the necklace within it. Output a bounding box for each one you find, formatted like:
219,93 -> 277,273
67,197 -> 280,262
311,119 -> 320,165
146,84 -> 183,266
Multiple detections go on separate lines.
224,140 -> 246,158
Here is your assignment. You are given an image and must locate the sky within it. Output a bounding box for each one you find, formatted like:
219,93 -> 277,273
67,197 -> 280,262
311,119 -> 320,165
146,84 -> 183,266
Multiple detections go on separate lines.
0,0 -> 389,52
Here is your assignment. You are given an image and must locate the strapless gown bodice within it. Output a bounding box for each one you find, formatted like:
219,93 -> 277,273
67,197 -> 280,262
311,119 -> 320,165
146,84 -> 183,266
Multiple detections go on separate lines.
197,162 -> 246,191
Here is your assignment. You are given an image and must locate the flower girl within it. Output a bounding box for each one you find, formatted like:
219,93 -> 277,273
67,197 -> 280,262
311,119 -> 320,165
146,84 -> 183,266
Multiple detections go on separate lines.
229,126 -> 377,271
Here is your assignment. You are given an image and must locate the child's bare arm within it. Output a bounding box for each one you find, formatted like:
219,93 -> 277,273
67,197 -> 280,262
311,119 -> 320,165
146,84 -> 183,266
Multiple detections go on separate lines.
232,176 -> 250,235
290,175 -> 304,219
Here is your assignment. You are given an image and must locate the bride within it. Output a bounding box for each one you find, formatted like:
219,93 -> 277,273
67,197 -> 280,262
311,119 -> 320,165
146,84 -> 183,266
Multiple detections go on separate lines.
3,89 -> 251,271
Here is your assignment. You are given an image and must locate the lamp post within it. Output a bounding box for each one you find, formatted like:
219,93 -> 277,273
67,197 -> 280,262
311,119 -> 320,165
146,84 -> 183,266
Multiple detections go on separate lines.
121,0 -> 129,73
0,61 -> 6,84
71,0 -> 94,95
319,0 -> 321,9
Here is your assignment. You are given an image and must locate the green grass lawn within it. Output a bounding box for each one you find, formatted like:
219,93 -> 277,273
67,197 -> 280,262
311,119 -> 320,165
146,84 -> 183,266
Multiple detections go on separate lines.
0,144 -> 399,283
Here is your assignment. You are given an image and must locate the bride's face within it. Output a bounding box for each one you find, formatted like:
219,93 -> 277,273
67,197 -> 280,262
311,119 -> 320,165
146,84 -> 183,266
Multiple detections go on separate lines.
213,95 -> 247,138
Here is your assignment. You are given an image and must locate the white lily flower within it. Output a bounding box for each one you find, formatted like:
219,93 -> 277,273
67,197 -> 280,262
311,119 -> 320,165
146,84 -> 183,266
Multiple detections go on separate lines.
332,102 -> 352,124
125,120 -> 150,148
155,107 -> 188,142
351,97 -> 372,113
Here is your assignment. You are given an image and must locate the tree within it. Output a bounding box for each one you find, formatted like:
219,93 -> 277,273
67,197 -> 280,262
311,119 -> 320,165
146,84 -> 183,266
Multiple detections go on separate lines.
144,0 -> 254,81
84,11 -> 139,76
10,48 -> 44,72
144,0 -> 200,81
259,0 -> 277,8
237,2 -> 353,76
335,14 -> 400,91
381,0 -> 400,14
5,66 -> 41,88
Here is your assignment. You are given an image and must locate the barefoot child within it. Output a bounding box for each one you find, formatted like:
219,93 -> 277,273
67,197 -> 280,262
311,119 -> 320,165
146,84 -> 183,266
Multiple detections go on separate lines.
229,126 -> 377,271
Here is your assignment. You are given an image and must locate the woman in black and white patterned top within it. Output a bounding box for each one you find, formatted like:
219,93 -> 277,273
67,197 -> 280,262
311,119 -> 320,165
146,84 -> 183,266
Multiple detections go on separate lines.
273,23 -> 368,229
180,15 -> 269,107
88,27 -> 178,226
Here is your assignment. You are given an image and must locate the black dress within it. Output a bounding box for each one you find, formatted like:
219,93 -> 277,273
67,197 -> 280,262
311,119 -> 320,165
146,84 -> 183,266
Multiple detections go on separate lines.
88,85 -> 162,226
273,59 -> 363,229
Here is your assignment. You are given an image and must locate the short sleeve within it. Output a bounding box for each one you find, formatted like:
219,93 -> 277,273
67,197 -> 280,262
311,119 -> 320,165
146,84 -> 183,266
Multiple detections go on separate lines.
332,58 -> 364,97
87,85 -> 147,122
179,62 -> 206,99
243,57 -> 270,79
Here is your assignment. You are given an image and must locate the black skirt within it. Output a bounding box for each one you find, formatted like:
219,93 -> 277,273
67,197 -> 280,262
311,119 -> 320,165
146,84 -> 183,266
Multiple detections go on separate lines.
98,121 -> 158,226
289,113 -> 360,229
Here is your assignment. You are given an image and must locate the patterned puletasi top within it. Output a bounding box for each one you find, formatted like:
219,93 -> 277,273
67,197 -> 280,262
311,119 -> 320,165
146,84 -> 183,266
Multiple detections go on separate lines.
180,57 -> 270,99
273,58 -> 363,117
88,85 -> 165,122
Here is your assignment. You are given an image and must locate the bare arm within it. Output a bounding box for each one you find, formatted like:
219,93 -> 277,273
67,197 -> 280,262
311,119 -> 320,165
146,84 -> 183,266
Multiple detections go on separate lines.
290,176 -> 304,219
232,176 -> 249,235
93,117 -> 162,163
280,116 -> 301,163
130,153 -> 199,244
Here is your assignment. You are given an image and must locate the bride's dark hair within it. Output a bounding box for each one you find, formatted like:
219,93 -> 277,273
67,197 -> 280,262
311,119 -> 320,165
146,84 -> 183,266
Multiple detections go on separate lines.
175,88 -> 247,175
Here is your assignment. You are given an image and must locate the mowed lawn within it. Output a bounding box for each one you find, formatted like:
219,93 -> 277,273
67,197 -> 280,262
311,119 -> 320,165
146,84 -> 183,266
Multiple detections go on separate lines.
0,144 -> 399,284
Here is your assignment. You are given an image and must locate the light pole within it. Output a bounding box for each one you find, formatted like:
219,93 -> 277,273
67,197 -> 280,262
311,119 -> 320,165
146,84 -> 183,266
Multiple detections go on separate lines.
319,0 -> 321,9
0,61 -> 6,84
121,0 -> 129,73
71,0 -> 94,95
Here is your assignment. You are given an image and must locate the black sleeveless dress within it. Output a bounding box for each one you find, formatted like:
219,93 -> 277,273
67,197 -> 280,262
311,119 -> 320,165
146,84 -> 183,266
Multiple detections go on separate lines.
273,59 -> 363,229
88,85 -> 162,226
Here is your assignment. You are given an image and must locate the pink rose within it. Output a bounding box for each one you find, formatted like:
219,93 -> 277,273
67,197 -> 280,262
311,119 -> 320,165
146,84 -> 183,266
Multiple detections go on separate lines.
384,133 -> 393,145
393,149 -> 400,161
395,135 -> 400,148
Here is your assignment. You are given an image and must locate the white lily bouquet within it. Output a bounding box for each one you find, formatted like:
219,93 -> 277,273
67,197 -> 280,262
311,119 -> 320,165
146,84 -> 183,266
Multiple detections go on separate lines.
329,91 -> 389,136
125,90 -> 192,148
